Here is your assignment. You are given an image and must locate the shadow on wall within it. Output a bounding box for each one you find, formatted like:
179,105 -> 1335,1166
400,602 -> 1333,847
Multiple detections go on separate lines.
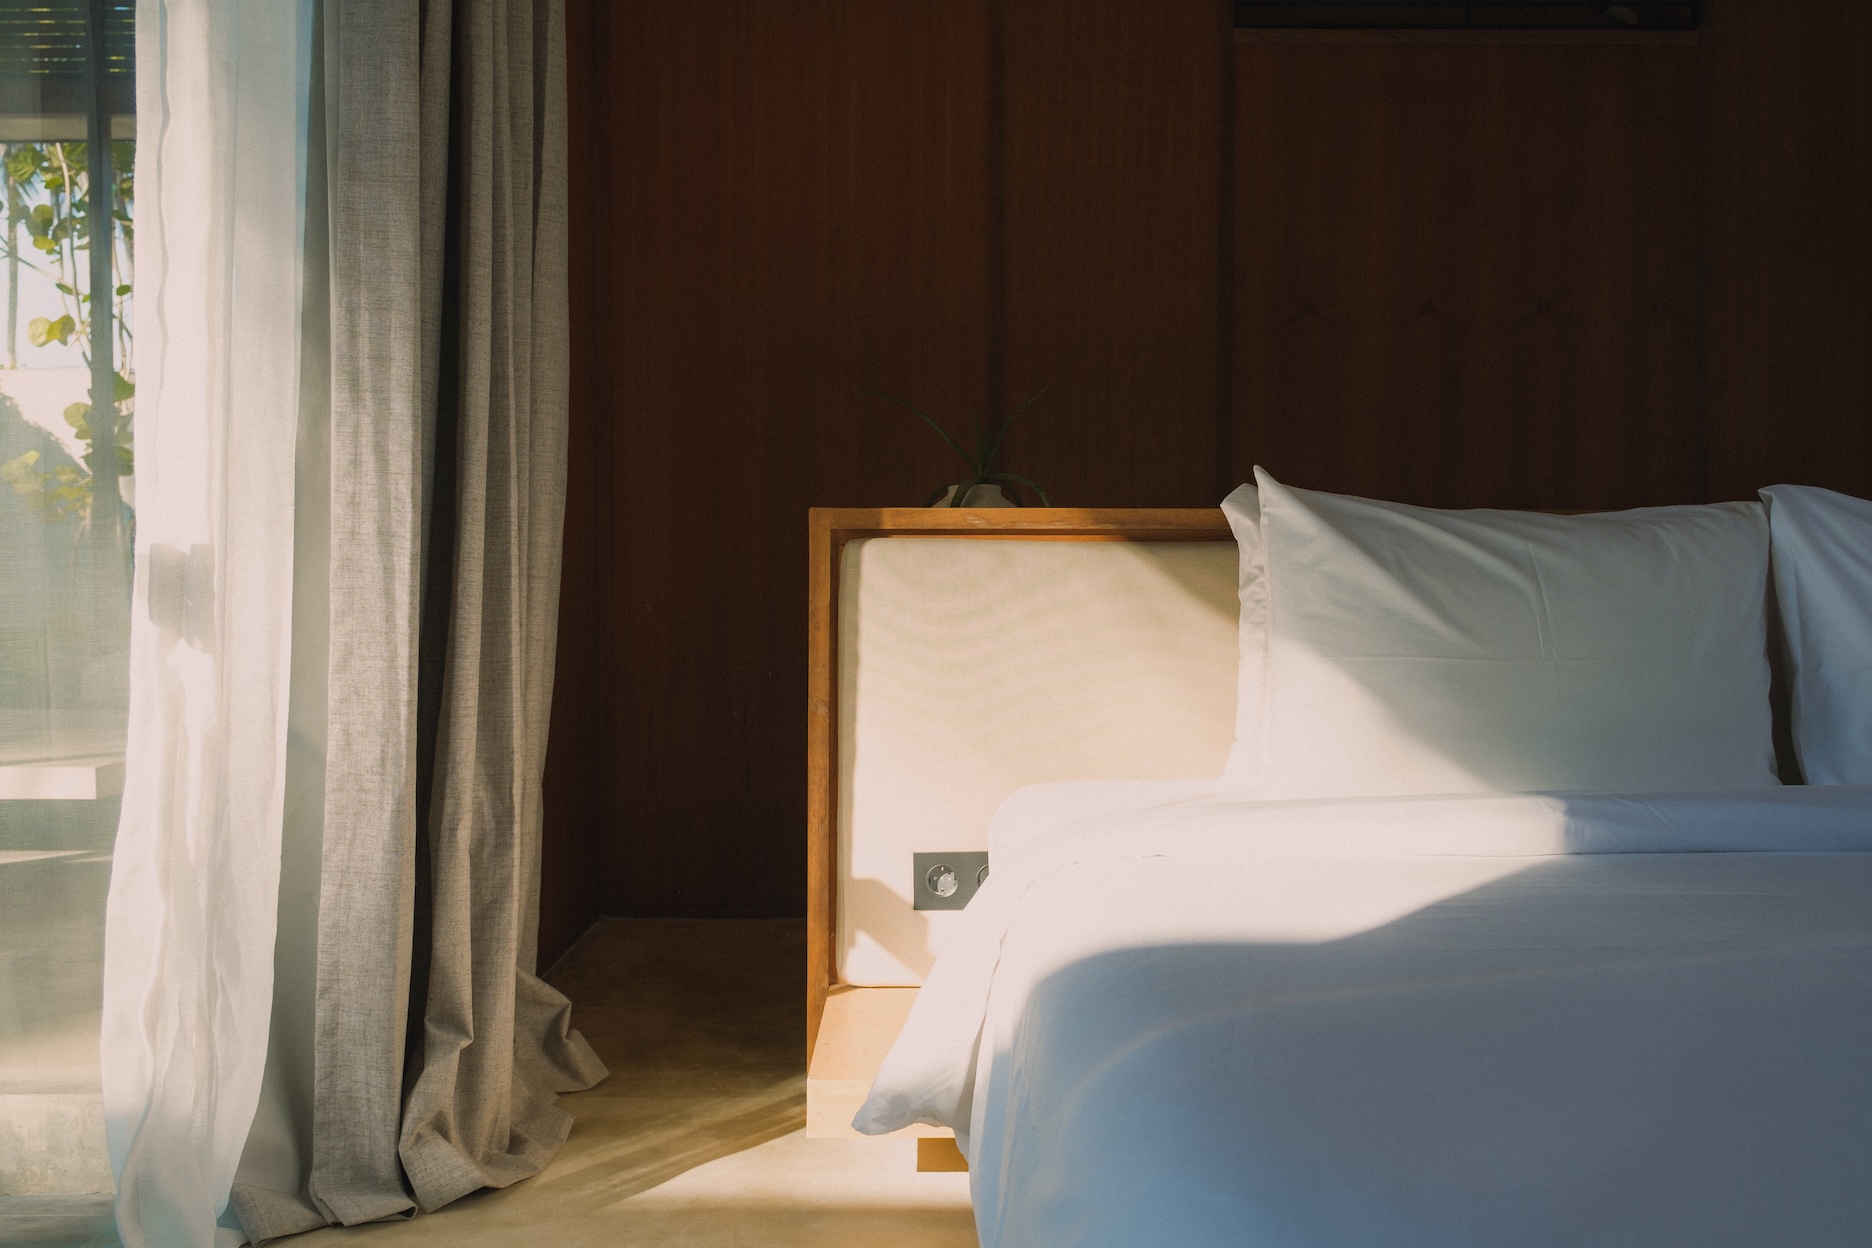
837,536 -> 1242,987
844,875 -> 937,979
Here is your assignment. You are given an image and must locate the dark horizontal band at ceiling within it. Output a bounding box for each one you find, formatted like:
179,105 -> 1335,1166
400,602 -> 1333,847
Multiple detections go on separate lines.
1235,2 -> 1698,28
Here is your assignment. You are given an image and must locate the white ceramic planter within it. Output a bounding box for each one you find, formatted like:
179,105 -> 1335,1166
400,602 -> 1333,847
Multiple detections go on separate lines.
930,483 -> 1015,507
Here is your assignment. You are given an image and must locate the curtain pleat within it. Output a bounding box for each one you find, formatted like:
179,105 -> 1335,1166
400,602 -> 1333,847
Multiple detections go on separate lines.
225,1 -> 602,1241
299,0 -> 450,1228
397,0 -> 604,1210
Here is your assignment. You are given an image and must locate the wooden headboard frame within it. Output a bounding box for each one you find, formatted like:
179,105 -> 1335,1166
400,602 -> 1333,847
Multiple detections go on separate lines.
806,507 -> 1235,1055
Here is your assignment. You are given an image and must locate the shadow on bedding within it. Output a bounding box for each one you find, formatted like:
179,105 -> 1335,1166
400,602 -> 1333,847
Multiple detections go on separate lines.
973,854 -> 1872,1248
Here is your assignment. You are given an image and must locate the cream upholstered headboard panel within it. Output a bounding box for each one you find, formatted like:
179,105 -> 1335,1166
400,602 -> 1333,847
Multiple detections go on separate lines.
836,536 -> 1240,986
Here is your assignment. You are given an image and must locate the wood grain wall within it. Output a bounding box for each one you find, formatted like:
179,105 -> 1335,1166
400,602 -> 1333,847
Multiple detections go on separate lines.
1706,3 -> 1872,500
541,0 -> 1872,960
1234,34 -> 1709,508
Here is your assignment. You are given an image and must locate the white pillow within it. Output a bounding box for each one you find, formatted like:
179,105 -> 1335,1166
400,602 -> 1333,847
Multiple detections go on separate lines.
1760,484 -> 1872,784
1220,482 -> 1268,784
1246,468 -> 1779,799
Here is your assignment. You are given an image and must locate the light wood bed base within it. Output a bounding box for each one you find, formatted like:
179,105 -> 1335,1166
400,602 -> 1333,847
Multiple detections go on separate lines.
805,508 -> 1235,1158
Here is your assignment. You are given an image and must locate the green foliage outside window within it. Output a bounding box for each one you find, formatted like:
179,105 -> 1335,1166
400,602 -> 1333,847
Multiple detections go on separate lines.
0,139 -> 135,532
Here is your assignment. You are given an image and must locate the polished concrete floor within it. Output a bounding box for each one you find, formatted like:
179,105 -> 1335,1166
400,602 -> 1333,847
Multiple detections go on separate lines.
2,918 -> 977,1248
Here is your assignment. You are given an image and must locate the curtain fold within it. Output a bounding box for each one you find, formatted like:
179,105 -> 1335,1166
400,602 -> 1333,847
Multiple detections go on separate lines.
109,0 -> 601,1242
396,0 -> 607,1211
224,0 -> 604,1240
299,0 -> 448,1225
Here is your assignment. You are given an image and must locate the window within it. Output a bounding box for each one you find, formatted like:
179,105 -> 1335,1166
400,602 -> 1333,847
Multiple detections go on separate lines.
0,0 -> 135,1198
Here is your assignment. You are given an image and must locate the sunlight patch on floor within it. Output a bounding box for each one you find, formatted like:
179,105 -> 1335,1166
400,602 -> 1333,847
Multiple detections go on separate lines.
287,919 -> 978,1248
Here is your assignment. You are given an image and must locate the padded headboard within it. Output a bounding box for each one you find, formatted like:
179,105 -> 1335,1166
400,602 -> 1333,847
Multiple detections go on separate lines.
807,508 -> 1238,1051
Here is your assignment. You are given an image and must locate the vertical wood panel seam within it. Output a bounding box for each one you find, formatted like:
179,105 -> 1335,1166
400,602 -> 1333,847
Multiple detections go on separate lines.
1215,0 -> 1236,503
589,2 -> 619,919
584,1 -> 620,927
1692,14 -> 1715,502
987,0 -> 1007,423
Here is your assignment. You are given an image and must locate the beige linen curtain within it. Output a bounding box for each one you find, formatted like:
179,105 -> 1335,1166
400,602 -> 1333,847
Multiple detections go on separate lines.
394,0 -> 608,1209
227,0 -> 605,1240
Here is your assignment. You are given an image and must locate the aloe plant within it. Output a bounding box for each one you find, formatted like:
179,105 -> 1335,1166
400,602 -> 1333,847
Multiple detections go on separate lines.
864,387 -> 1052,507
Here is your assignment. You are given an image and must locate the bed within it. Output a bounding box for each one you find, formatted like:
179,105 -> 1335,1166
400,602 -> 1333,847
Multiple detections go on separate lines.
806,479 -> 1872,1244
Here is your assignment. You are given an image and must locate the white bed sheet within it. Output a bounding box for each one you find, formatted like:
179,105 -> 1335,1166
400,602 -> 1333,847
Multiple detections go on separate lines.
855,784 -> 1872,1247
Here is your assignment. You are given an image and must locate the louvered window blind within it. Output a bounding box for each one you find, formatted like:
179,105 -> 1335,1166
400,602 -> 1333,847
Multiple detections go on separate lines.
0,0 -> 134,123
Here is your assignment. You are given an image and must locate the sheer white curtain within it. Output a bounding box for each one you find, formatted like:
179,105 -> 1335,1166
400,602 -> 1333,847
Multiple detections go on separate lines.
103,3 -> 600,1244
102,2 -> 315,1245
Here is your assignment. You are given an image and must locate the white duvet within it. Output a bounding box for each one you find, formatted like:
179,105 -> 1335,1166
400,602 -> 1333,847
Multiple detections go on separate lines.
854,784 -> 1872,1247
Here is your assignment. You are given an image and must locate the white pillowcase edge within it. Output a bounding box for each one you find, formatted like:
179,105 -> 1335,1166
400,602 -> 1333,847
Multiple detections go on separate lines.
1219,481 -> 1268,791
1233,468 -> 1778,797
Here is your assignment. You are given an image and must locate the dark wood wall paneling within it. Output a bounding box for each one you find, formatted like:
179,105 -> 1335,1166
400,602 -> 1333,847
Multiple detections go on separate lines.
1233,33 -> 1708,508
541,0 -> 1872,954
541,0 -> 609,966
1706,3 -> 1872,501
547,0 -> 1007,941
1001,0 -> 1228,507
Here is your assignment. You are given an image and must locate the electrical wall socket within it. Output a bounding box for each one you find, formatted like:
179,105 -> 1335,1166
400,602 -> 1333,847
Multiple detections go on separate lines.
912,851 -> 990,911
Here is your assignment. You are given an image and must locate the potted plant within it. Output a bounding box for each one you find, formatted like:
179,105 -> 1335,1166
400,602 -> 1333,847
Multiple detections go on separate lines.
864,388 -> 1052,507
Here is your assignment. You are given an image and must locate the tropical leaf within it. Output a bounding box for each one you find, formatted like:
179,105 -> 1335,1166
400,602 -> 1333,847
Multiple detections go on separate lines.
1,450 -> 43,494
867,386 -> 1054,506
28,315 -> 76,347
6,146 -> 42,184
979,386 -> 1049,476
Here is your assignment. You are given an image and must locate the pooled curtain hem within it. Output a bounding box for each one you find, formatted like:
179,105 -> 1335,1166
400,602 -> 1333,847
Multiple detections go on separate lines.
399,973 -> 608,1212
227,1184 -> 414,1248
236,982 -> 607,1238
